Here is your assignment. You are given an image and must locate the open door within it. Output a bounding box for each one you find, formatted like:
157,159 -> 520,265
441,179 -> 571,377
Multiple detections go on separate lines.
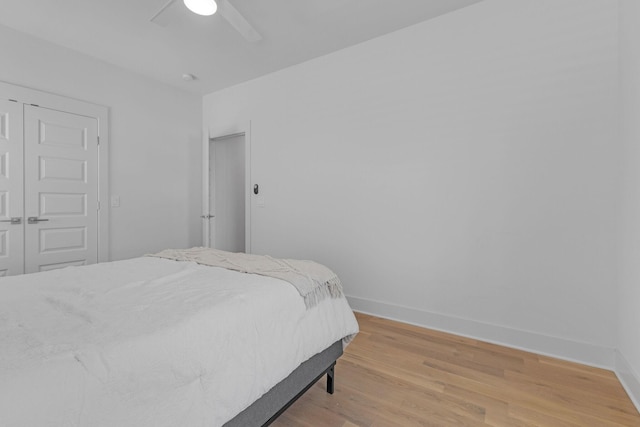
202,126 -> 251,253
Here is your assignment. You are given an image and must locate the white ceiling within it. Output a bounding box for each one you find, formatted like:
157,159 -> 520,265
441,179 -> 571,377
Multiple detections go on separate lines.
0,0 -> 483,95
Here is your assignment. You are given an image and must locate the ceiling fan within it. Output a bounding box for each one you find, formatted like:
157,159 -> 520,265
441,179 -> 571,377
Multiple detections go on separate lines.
150,0 -> 262,42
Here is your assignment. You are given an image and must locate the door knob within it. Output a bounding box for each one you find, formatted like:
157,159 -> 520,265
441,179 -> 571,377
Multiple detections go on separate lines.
0,217 -> 22,224
27,217 -> 49,224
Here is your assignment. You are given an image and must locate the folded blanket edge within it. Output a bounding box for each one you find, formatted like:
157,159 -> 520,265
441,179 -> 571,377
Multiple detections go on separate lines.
146,248 -> 345,310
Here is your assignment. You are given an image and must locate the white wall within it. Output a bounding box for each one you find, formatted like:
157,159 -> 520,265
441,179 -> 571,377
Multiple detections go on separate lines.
0,24 -> 202,260
204,0 -> 620,366
617,0 -> 640,408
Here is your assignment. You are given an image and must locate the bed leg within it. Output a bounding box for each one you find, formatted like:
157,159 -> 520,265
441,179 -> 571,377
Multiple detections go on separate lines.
326,363 -> 335,394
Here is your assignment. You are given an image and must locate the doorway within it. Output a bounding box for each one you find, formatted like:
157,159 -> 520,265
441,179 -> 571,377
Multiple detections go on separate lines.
23,105 -> 99,273
207,132 -> 249,253
0,81 -> 108,276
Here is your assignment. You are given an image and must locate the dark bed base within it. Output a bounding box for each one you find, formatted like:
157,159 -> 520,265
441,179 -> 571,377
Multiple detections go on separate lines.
223,340 -> 343,427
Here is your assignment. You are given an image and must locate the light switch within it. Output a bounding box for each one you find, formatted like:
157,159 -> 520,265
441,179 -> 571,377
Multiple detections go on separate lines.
111,195 -> 121,207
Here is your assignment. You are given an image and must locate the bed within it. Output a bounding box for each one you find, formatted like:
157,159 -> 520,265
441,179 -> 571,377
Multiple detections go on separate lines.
0,248 -> 359,427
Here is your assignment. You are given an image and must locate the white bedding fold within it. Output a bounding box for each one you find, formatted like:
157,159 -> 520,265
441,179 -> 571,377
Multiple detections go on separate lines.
148,247 -> 345,309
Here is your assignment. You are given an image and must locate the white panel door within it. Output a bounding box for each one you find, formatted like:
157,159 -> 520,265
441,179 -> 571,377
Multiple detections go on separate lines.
23,105 -> 98,273
0,99 -> 24,276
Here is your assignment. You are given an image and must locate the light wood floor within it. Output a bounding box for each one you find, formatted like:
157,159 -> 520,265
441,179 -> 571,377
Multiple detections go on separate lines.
272,312 -> 640,427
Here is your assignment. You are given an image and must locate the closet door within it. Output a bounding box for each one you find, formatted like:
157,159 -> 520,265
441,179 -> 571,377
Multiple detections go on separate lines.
0,99 -> 24,276
23,105 -> 98,273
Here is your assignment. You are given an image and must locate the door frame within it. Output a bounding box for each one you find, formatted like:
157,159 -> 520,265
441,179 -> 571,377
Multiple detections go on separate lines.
202,121 -> 251,253
0,80 -> 110,263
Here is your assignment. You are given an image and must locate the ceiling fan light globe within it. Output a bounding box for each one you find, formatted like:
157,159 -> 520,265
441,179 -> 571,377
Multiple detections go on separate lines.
183,0 -> 217,16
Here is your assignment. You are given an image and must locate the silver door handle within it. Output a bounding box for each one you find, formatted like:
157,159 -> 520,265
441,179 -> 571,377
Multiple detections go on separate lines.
0,217 -> 22,224
28,217 -> 49,224
201,214 -> 215,219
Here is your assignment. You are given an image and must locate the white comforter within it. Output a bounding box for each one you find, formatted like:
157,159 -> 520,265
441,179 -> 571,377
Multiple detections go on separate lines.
0,257 -> 359,427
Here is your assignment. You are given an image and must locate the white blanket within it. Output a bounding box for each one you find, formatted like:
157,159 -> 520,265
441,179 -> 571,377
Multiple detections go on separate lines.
0,257 -> 359,427
148,247 -> 345,309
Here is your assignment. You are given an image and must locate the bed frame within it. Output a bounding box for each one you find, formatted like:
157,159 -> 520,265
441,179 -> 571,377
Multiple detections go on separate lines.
224,340 -> 343,426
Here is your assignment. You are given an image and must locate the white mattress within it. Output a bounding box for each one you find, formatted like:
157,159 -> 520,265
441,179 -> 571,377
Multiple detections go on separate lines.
0,257 -> 359,427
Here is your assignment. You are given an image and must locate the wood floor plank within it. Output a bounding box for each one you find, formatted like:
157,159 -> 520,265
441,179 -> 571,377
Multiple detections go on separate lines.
271,312 -> 640,427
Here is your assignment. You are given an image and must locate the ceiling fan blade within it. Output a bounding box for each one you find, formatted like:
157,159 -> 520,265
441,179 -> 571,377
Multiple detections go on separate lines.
150,0 -> 178,27
217,0 -> 262,42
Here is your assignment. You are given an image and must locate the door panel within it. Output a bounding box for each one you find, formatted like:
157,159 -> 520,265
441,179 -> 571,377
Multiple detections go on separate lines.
24,105 -> 98,273
39,259 -> 86,272
0,99 -> 24,276
40,156 -> 87,182
39,192 -> 87,216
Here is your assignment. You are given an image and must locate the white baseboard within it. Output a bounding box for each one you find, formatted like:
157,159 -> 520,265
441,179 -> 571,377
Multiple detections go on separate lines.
615,350 -> 640,413
346,295 -> 615,370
